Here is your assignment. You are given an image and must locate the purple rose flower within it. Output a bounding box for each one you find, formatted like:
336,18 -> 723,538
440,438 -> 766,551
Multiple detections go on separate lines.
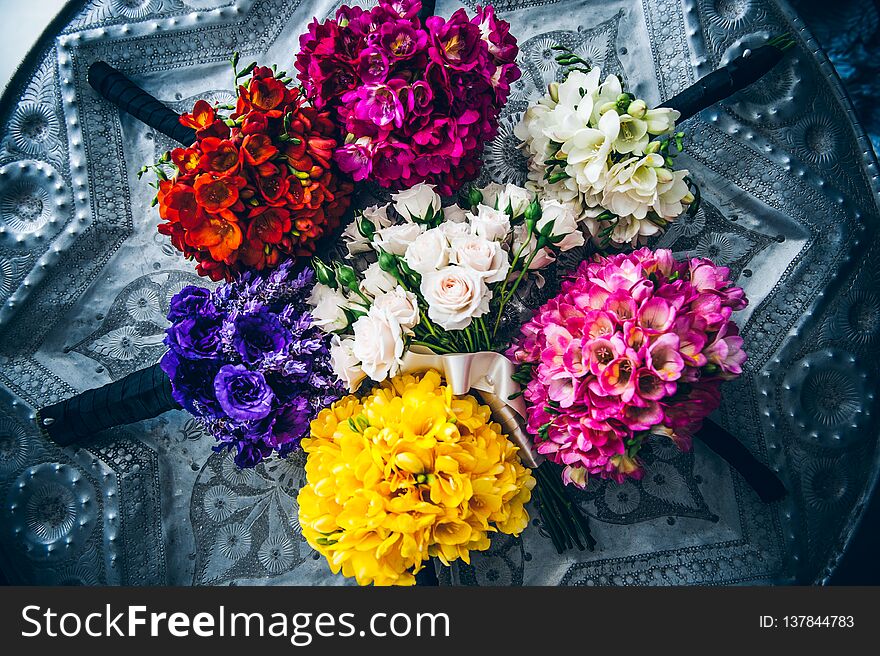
168,286 -> 216,322
214,364 -> 275,421
160,350 -> 222,417
268,398 -> 312,448
232,308 -> 291,364
232,441 -> 274,469
166,314 -> 223,359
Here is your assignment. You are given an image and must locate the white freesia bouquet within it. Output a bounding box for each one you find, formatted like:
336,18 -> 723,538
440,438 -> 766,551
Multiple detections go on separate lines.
309,182 -> 585,391
515,47 -> 697,248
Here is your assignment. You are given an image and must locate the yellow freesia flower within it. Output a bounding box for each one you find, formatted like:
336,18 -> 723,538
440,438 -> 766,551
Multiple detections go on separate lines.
298,370 -> 534,586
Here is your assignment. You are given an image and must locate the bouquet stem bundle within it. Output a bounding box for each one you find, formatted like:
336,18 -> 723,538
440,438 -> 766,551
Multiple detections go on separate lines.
660,35 -> 797,122
37,363 -> 177,447
88,62 -> 195,145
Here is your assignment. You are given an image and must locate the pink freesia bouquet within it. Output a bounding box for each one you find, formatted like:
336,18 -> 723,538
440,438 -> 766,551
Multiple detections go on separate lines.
295,0 -> 521,194
507,248 -> 748,488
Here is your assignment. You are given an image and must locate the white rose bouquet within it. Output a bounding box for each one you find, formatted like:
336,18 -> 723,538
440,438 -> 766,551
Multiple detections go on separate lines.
515,46 -> 699,248
308,182 -> 585,390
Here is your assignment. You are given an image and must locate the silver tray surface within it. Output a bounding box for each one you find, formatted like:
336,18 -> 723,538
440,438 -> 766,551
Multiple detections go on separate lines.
0,0 -> 878,586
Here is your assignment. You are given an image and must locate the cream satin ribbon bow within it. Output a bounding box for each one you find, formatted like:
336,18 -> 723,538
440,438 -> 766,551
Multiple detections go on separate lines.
398,347 -> 542,469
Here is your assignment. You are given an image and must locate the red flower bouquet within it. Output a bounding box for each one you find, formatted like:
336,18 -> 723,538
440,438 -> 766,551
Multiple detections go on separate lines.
295,0 -> 521,195
150,64 -> 353,281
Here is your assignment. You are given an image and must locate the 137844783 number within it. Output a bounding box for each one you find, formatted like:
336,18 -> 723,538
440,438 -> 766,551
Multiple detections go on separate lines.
782,616 -> 854,628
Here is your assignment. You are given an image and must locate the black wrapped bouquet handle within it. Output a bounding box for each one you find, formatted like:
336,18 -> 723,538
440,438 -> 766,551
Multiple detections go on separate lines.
659,36 -> 795,122
88,61 -> 197,146
696,419 -> 786,503
37,363 -> 179,447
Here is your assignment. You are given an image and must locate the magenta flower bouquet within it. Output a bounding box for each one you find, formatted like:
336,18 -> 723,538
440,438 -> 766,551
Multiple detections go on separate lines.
507,248 -> 749,488
295,0 -> 520,194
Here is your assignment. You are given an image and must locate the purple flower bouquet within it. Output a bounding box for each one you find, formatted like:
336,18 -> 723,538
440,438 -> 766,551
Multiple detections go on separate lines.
38,263 -> 343,470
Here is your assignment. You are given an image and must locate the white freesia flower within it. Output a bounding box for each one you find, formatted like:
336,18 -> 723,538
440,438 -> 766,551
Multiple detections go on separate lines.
404,227 -> 451,275
589,73 -> 623,125
614,114 -> 649,155
420,265 -> 491,330
655,169 -> 692,218
329,335 -> 366,392
517,66 -> 689,248
351,307 -> 404,382
644,108 -> 680,135
372,285 -> 420,333
468,204 -> 511,241
601,153 -> 665,220
391,183 -> 441,222
451,235 -> 509,283
360,262 -> 398,298
307,283 -> 350,332
372,222 -> 424,256
537,200 -> 585,251
563,109 -> 620,189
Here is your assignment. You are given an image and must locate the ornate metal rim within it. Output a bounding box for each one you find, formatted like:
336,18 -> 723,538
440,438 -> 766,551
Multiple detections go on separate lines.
0,0 -> 878,585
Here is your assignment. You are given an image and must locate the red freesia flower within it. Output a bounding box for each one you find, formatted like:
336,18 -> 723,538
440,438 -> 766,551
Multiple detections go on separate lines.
151,61 -> 353,280
199,138 -> 241,175
194,173 -> 244,212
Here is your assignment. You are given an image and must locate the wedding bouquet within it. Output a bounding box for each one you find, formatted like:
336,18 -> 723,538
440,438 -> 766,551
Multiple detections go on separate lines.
516,53 -> 695,248
295,0 -> 520,194
145,60 -> 354,280
298,370 -> 533,586
40,263 -> 342,470
311,181 -> 584,386
507,248 -> 748,488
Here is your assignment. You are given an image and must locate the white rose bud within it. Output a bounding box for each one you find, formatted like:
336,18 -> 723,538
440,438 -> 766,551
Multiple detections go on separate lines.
360,262 -> 398,298
342,204 -> 392,256
537,200 -> 586,251
496,184 -> 533,217
469,204 -> 511,242
329,335 -> 366,392
307,283 -> 350,332
372,222 -> 424,256
391,183 -> 441,222
351,307 -> 405,382
513,224 -> 556,270
404,227 -> 451,275
451,235 -> 509,283
438,219 -> 471,240
420,265 -> 492,331
476,182 -> 505,209
372,285 -> 420,333
442,204 -> 469,223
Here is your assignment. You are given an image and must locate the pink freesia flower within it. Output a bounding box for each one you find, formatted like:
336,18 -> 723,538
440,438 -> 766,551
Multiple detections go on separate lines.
510,248 -> 749,487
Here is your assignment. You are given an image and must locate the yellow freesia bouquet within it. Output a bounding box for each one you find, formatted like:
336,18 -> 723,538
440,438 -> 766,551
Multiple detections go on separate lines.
297,370 -> 534,586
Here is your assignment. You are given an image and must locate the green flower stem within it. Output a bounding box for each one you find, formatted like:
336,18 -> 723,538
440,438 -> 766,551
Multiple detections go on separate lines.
492,248 -> 541,338
476,317 -> 492,351
411,340 -> 455,354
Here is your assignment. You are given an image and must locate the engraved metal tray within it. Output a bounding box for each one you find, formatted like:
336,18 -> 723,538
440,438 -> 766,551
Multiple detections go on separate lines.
0,0 -> 877,586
